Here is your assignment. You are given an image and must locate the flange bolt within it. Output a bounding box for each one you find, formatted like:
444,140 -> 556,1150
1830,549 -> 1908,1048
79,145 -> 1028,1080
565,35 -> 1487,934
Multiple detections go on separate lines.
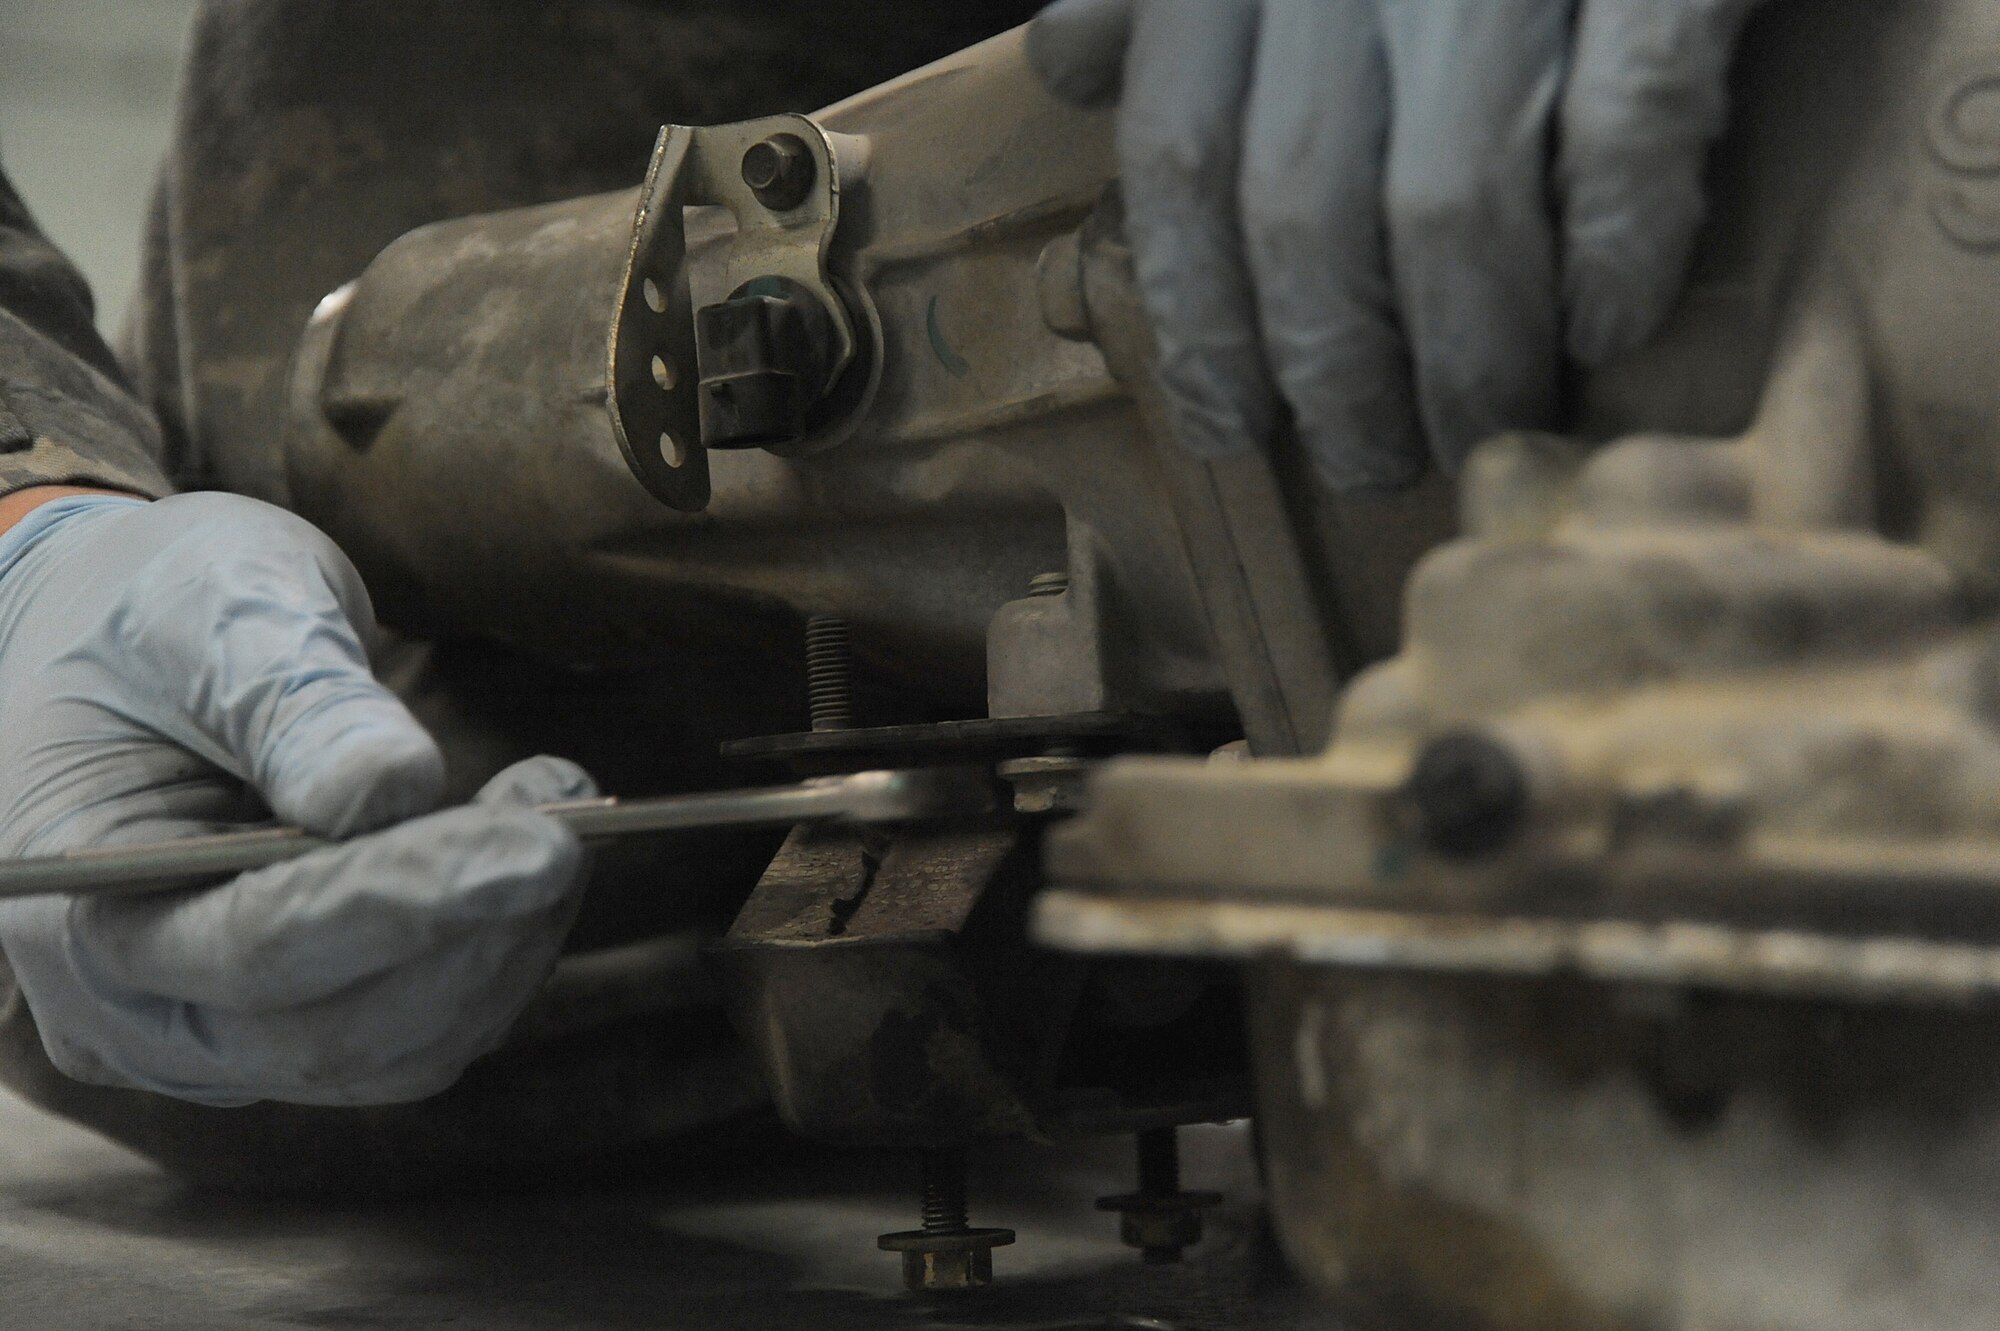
878,1149 -> 1016,1293
1096,1127 -> 1223,1266
742,133 -> 816,211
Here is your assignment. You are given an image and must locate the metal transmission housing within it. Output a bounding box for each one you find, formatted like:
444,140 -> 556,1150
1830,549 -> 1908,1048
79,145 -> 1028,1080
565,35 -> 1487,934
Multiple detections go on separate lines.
278,27 -> 1443,754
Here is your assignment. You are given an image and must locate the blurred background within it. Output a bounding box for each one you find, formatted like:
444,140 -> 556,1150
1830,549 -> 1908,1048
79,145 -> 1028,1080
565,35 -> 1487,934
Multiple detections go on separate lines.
0,0 -> 200,333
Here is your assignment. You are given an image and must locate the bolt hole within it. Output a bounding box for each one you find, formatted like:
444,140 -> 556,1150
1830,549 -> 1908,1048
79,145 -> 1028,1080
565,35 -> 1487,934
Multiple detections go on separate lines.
660,431 -> 686,469
642,278 -> 666,315
651,354 -> 678,391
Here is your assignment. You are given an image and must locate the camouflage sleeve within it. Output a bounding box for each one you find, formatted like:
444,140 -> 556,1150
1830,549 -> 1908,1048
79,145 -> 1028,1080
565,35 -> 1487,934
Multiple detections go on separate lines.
0,162 -> 173,500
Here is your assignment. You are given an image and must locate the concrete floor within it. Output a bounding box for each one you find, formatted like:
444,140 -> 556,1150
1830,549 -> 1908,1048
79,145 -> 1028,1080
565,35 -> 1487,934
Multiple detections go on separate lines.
0,1090 -> 1328,1330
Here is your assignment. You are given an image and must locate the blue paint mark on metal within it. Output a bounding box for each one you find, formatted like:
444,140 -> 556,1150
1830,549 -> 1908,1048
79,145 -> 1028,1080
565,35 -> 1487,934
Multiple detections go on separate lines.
927,295 -> 971,379
1372,841 -> 1412,885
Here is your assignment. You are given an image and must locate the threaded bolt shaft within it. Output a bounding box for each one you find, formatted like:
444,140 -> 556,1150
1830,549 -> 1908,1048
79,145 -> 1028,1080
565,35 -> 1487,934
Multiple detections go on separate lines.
805,614 -> 855,732
920,1149 -> 971,1235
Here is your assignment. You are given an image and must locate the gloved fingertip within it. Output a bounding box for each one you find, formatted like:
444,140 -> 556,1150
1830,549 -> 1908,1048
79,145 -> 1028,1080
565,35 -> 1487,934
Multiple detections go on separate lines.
474,756 -> 600,810
1561,160 -> 1707,368
1565,260 -> 1679,369
1311,446 -> 1430,495
1567,302 -> 1636,369
1289,386 -> 1432,494
1027,0 -> 1133,108
1168,409 -> 1256,462
279,724 -> 447,838
1154,360 -> 1275,463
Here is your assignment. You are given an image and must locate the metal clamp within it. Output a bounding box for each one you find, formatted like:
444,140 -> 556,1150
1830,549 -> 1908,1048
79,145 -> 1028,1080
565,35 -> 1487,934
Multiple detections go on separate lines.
607,114 -> 859,512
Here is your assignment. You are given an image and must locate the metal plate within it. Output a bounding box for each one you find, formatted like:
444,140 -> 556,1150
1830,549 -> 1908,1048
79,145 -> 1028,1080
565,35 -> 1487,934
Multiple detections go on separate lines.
1035,889 -> 2000,1006
721,713 -> 1202,772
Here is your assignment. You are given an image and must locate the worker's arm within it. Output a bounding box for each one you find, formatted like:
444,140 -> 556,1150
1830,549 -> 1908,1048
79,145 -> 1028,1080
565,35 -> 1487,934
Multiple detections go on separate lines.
0,160 -> 593,1106
1030,0 -> 1764,490
0,168 -> 173,510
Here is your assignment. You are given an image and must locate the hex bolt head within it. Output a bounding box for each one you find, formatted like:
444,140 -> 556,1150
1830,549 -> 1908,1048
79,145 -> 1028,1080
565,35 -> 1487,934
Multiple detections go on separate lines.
911,1248 -> 987,1292
741,133 -> 816,211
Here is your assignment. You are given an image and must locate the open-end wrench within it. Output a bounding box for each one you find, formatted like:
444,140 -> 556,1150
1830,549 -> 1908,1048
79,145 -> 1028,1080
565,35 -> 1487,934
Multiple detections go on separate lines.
0,768 -> 992,903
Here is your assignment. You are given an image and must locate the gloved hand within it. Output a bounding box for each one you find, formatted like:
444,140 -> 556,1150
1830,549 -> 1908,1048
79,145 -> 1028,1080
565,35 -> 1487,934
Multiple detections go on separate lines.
1029,0 -> 1764,490
0,492 -> 591,1107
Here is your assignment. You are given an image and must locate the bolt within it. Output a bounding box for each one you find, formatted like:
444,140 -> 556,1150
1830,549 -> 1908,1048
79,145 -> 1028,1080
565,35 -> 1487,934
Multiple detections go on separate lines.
1096,1127 -> 1223,1266
742,133 -> 816,211
1403,730 -> 1530,859
805,614 -> 854,732
1028,571 -> 1071,598
878,1149 -> 1016,1293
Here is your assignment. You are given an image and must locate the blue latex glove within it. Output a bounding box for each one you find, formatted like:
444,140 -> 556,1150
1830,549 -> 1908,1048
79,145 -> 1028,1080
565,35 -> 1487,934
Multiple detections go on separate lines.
0,493 -> 592,1106
1029,0 -> 1763,490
